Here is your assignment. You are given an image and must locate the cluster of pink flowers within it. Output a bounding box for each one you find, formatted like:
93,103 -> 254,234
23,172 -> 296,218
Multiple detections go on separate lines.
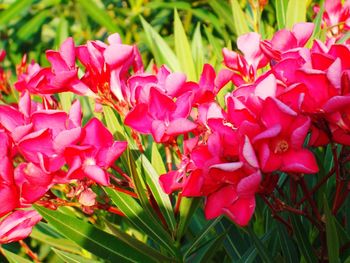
0,0 -> 350,244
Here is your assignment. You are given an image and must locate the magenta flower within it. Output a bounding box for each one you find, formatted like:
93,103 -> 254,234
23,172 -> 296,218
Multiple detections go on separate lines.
65,118 -> 127,186
253,97 -> 318,173
125,88 -> 196,143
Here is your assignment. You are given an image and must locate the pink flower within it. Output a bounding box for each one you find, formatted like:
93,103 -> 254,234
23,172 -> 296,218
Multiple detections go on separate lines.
65,118 -> 127,186
125,88 -> 196,143
0,210 -> 41,244
222,33 -> 268,86
46,38 -> 94,96
252,97 -> 318,173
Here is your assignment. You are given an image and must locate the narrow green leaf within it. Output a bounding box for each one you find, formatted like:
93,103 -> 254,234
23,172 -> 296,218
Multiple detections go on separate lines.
176,197 -> 201,240
35,205 -> 150,262
338,31 -> 350,44
104,187 -> 178,257
2,249 -> 32,263
285,0 -> 307,29
230,0 -> 250,36
324,196 -> 340,263
55,16 -> 69,48
103,106 -> 176,232
184,217 -> 222,259
191,23 -> 204,77
174,9 -> 197,80
277,223 -> 298,263
203,26 -> 223,65
237,228 -> 274,263
52,248 -> 99,263
247,227 -> 274,263
140,16 -> 181,72
59,92 -> 74,113
146,1 -> 191,10
77,0 -> 123,37
208,0 -> 236,35
191,233 -> 226,263
311,1 -> 324,41
275,0 -> 288,30
0,0 -> 35,27
17,9 -> 51,40
138,154 -> 176,231
31,227 -> 82,255
290,215 -> 318,263
215,219 -> 248,261
105,221 -> 175,262
151,143 -> 166,175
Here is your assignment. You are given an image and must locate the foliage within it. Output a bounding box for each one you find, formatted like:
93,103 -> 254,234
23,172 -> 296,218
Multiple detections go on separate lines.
1,1 -> 350,263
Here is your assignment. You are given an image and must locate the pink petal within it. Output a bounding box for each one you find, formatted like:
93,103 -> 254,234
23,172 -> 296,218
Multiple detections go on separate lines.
83,165 -> 110,186
166,118 -> 197,136
104,44 -> 133,68
165,72 -> 187,97
204,185 -> 237,219
149,88 -> 176,120
242,136 -> 259,168
254,73 -> 277,99
237,172 -> 261,196
0,210 -> 42,244
224,196 -> 256,226
151,120 -> 166,143
59,37 -> 76,68
292,23 -> 314,47
81,118 -> 113,147
282,149 -> 319,173
124,104 -> 153,133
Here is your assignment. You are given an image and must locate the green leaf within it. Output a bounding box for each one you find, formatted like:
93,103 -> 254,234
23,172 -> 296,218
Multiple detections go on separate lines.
77,0 -> 123,37
2,249 -> 32,263
151,143 -> 166,175
55,16 -> 69,48
338,31 -> 350,44
104,187 -> 179,257
138,154 -> 176,231
34,205 -> 151,262
275,0 -> 288,30
0,0 -> 35,28
285,0 -> 307,29
277,223 -> 298,263
208,0 -> 236,35
237,228 -> 274,263
215,219 -> 248,261
176,197 -> 201,240
247,227 -> 274,263
105,221 -> 175,262
174,9 -> 197,80
290,215 -> 318,263
191,23 -> 205,77
184,216 -> 222,259
140,16 -> 181,72
203,26 -> 223,66
31,226 -> 82,255
146,1 -> 191,10
59,92 -> 74,113
230,0 -> 250,36
310,0 -> 324,41
324,196 -> 340,263
191,233 -> 226,263
17,9 -> 51,40
52,248 -> 99,263
102,106 -> 126,140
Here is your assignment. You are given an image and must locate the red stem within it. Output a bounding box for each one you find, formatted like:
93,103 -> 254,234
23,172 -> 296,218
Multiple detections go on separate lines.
19,240 -> 40,263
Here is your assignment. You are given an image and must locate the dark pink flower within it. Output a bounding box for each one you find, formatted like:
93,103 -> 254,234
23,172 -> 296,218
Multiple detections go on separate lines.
65,118 -> 127,185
